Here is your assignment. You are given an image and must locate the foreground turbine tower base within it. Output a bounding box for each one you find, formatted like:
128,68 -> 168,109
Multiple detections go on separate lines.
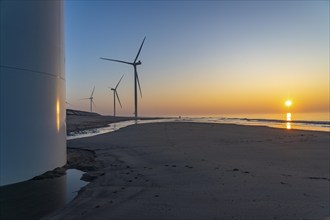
0,1 -> 66,186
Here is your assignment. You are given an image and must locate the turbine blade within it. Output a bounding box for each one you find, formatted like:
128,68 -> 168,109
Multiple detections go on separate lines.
136,73 -> 142,98
115,74 -> 125,90
116,91 -> 122,108
80,98 -> 89,100
100,57 -> 132,65
92,100 -> 96,107
134,37 -> 146,63
91,86 -> 95,97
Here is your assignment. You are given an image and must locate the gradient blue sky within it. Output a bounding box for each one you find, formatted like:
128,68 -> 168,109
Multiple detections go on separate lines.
65,1 -> 329,118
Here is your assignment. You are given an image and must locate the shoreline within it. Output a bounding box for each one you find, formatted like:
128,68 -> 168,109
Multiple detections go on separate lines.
45,121 -> 329,220
66,114 -> 166,134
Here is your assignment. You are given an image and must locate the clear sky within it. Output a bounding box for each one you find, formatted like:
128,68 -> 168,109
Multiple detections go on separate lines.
65,1 -> 329,118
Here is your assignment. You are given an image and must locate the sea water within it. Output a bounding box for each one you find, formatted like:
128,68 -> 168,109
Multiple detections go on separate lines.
181,114 -> 330,132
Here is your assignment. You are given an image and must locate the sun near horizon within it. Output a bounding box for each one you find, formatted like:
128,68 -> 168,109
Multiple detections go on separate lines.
285,100 -> 292,107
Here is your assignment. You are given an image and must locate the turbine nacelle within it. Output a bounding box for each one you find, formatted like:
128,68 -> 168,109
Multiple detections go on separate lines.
135,60 -> 142,65
108,74 -> 124,117
81,86 -> 95,112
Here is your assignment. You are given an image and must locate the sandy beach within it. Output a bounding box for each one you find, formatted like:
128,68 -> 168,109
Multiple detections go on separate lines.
44,120 -> 329,220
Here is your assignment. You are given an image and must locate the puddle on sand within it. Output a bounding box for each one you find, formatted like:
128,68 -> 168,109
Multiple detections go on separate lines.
0,169 -> 87,220
65,169 -> 88,203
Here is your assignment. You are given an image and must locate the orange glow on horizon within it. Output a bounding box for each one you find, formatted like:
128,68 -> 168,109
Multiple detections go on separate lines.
90,74 -> 329,117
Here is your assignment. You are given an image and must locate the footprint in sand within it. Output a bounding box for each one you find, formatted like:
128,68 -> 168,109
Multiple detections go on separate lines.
307,177 -> 329,181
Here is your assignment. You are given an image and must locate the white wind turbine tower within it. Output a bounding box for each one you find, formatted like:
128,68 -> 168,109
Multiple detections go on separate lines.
109,74 -> 124,117
1,1 -> 66,186
81,86 -> 95,112
101,37 -> 146,119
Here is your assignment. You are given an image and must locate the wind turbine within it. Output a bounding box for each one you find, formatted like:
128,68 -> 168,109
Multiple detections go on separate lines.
108,74 -> 124,117
101,37 -> 146,119
81,86 -> 95,112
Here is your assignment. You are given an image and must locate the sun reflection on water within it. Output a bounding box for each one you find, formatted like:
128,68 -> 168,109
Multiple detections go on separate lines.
286,113 -> 291,121
286,122 -> 291,129
286,112 -> 292,130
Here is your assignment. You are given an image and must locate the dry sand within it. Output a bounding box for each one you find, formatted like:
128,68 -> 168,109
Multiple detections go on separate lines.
44,122 -> 330,220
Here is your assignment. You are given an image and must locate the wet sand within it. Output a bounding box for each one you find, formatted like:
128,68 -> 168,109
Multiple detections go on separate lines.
66,113 -> 163,134
66,115 -> 135,134
45,122 -> 330,220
